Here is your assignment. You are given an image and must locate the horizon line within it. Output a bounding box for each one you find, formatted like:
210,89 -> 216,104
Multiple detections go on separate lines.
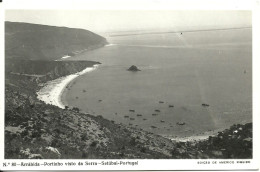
109,26 -> 252,37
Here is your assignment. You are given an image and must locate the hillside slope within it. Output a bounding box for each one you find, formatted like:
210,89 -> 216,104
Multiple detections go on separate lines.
5,22 -> 108,60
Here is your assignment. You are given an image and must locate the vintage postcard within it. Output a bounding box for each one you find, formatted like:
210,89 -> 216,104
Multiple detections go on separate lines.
0,0 -> 259,171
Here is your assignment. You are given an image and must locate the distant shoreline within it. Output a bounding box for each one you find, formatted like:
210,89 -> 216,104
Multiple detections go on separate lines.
109,27 -> 252,37
36,64 -> 99,109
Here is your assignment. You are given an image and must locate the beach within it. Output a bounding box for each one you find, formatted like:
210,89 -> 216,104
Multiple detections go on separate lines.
170,135 -> 211,142
36,64 -> 99,109
164,129 -> 220,142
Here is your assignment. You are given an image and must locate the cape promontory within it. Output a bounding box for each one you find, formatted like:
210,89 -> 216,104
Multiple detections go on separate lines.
5,21 -> 108,60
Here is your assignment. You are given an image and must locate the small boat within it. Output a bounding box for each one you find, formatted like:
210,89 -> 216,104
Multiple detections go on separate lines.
202,103 -> 209,107
159,101 -> 164,104
169,105 -> 174,108
155,109 -> 161,112
129,109 -> 135,112
151,126 -> 157,129
177,122 -> 185,125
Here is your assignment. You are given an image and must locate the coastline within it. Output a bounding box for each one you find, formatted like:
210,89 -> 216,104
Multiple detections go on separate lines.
170,135 -> 210,142
36,64 -> 99,109
163,125 -> 235,142
165,133 -> 215,142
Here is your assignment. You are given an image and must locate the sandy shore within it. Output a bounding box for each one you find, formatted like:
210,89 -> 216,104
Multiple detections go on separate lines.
105,43 -> 117,47
61,55 -> 71,59
169,135 -> 211,142
36,64 -> 99,109
163,130 -> 218,142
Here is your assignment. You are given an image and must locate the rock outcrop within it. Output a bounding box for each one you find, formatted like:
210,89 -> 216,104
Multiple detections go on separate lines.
127,65 -> 141,72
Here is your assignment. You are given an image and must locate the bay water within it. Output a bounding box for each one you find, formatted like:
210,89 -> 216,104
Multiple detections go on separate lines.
63,28 -> 252,137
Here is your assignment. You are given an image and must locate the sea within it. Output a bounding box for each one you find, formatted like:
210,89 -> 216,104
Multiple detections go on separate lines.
62,28 -> 252,137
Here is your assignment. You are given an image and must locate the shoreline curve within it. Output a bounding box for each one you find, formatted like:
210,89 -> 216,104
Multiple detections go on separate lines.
36,64 -> 99,109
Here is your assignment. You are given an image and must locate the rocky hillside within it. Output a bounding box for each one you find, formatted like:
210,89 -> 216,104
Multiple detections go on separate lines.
5,22 -> 108,60
170,123 -> 252,159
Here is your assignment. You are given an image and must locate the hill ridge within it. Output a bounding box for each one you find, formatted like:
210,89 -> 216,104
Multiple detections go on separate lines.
5,21 -> 108,60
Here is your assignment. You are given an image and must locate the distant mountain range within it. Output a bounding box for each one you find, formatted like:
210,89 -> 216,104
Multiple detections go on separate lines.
5,21 -> 108,60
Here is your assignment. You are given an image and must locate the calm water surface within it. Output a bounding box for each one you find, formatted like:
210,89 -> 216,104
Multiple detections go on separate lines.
63,28 -> 252,137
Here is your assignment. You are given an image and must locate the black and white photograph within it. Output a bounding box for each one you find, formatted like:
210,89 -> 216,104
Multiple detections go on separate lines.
0,0 -> 259,171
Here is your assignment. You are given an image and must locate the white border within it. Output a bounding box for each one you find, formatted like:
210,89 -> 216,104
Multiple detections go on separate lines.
0,1 -> 5,170
0,0 -> 259,171
1,0 -> 255,10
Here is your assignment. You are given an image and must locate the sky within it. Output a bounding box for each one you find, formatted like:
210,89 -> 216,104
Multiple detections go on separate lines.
5,10 -> 251,33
